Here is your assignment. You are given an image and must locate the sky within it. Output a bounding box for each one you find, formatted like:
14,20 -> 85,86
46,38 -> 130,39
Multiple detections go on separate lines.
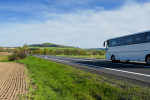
0,0 -> 150,48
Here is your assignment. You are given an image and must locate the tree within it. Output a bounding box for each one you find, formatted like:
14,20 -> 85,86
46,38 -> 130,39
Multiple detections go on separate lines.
55,49 -> 63,55
91,50 -> 99,55
22,44 -> 29,56
49,49 -> 55,55
43,49 -> 49,55
64,49 -> 71,55
99,50 -> 105,55
37,49 -> 43,55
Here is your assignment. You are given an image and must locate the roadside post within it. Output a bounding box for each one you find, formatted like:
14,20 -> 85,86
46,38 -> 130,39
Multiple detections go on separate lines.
45,55 -> 48,60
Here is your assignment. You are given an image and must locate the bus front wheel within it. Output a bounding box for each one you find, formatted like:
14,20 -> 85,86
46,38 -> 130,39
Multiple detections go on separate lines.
146,56 -> 150,64
111,55 -> 115,62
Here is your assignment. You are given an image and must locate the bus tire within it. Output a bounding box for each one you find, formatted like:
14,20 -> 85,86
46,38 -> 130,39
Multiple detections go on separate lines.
111,55 -> 115,62
116,60 -> 120,63
146,55 -> 150,64
126,60 -> 130,63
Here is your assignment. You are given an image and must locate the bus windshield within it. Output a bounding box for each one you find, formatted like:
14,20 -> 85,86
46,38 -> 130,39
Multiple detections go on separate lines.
103,41 -> 109,51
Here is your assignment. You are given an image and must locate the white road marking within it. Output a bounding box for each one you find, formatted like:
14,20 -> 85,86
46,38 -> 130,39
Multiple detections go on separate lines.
41,57 -> 71,63
104,67 -> 150,77
75,63 -> 150,77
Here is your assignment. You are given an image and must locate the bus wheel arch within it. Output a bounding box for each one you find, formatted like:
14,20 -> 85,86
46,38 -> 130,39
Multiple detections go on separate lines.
145,54 -> 150,64
111,55 -> 115,62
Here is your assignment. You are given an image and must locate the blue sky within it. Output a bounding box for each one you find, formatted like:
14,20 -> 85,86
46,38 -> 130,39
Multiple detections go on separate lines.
0,0 -> 126,22
1,0 -> 150,48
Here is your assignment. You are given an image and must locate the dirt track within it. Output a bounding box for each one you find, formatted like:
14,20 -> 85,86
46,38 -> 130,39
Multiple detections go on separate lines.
0,62 -> 28,100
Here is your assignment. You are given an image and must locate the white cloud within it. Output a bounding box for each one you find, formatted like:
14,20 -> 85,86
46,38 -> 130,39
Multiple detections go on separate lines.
1,1 -> 150,48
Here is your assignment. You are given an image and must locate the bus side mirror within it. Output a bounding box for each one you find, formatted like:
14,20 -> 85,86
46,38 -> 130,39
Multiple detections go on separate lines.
103,41 -> 106,47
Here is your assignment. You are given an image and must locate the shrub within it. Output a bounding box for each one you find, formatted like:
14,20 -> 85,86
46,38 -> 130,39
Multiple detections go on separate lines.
8,44 -> 29,61
8,55 -> 17,61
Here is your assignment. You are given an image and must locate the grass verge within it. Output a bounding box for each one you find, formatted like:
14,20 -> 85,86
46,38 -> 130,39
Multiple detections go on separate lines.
18,56 -> 150,100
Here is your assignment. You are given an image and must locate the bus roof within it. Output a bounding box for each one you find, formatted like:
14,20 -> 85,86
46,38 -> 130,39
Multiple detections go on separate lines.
107,30 -> 150,40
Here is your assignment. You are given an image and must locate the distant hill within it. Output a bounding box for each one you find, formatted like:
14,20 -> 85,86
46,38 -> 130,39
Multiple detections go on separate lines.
29,43 -> 75,48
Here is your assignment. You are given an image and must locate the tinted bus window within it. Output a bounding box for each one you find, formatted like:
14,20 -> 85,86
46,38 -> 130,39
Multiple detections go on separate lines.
135,34 -> 145,44
126,35 -> 134,45
109,39 -> 117,47
146,32 -> 150,42
118,37 -> 125,46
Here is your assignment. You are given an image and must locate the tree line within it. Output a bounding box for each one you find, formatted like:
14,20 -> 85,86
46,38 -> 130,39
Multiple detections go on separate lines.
1,44 -> 105,61
29,48 -> 105,55
29,43 -> 75,48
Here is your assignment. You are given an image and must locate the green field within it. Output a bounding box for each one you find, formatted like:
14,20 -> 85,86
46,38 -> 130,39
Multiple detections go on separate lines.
18,56 -> 150,100
57,55 -> 105,59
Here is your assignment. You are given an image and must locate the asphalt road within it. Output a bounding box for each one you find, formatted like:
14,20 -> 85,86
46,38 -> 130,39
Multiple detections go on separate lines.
35,55 -> 150,85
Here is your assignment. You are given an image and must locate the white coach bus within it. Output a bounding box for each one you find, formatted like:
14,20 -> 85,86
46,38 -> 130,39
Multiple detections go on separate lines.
103,31 -> 150,64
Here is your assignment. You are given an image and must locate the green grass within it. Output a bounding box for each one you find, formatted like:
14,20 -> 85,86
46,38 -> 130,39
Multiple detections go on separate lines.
0,55 -> 9,62
18,56 -> 150,100
57,55 -> 105,59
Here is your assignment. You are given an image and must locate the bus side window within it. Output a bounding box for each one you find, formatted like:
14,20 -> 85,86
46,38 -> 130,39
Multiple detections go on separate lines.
135,34 -> 145,44
146,32 -> 150,42
126,36 -> 134,45
118,37 -> 125,46
109,39 -> 117,47
111,39 -> 117,47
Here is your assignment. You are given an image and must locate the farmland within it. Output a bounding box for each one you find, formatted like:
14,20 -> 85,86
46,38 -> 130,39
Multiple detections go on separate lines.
0,62 -> 28,100
0,51 -> 28,99
0,52 -> 12,56
0,52 -> 12,61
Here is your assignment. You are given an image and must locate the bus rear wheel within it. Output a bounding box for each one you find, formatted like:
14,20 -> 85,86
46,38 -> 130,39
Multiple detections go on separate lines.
111,55 -> 115,62
146,56 -> 150,64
